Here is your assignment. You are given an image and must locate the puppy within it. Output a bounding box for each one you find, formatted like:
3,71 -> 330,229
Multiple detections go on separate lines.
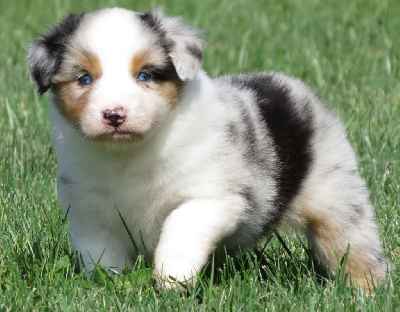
27,7 -> 387,289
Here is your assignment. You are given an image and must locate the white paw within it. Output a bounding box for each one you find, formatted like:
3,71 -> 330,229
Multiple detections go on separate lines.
153,249 -> 201,290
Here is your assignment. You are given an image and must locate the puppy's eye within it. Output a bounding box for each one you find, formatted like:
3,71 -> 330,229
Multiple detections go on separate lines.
78,74 -> 93,85
137,72 -> 152,81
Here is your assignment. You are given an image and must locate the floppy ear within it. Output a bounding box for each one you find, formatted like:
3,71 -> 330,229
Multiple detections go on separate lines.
27,40 -> 59,95
140,8 -> 206,81
27,14 -> 84,94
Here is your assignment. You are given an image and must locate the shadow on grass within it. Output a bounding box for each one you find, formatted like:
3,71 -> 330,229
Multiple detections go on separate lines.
201,230 -> 331,289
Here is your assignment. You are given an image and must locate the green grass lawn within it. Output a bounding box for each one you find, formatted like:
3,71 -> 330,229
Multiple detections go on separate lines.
0,0 -> 399,310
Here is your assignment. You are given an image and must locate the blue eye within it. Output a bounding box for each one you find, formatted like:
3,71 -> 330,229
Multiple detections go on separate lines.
137,71 -> 152,81
78,74 -> 93,85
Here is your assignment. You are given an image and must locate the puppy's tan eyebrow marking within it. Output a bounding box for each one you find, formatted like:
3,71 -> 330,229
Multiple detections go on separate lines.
130,51 -> 151,77
75,51 -> 102,79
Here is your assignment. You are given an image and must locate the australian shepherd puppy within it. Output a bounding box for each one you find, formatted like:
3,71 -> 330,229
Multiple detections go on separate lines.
27,8 -> 386,289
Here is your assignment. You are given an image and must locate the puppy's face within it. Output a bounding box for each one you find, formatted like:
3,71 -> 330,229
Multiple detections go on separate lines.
27,8 -> 204,142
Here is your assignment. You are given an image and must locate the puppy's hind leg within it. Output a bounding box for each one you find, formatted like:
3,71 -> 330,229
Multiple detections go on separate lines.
291,173 -> 387,290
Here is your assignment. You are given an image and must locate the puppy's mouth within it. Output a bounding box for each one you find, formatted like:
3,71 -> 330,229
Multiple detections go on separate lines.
94,128 -> 145,142
85,109 -> 147,142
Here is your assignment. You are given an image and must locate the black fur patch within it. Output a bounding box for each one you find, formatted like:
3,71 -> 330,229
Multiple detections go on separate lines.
229,74 -> 314,222
139,11 -> 182,83
186,44 -> 203,60
142,63 -> 179,82
139,11 -> 175,53
29,13 -> 84,94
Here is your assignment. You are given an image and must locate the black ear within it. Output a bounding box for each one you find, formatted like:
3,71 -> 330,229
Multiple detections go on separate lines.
140,8 -> 205,81
27,13 -> 84,94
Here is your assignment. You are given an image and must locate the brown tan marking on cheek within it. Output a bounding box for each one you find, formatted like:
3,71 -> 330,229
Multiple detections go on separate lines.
157,79 -> 185,108
130,51 -> 184,107
53,82 -> 92,126
52,51 -> 100,127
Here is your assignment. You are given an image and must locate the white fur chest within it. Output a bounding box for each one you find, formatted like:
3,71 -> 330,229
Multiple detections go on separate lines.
53,117 -> 176,257
51,94 -> 236,261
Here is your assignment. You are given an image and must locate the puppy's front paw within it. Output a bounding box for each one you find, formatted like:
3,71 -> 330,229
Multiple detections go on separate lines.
153,269 -> 196,291
153,258 -> 198,290
152,198 -> 241,290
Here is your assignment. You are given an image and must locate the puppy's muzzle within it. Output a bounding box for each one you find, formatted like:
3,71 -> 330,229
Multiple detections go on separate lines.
103,108 -> 126,127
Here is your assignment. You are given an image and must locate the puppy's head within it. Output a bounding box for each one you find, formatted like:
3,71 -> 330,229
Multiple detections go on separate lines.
27,8 -> 204,142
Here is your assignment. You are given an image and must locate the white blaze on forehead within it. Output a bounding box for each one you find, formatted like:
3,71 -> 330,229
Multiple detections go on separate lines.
68,8 -> 163,108
74,8 -> 155,75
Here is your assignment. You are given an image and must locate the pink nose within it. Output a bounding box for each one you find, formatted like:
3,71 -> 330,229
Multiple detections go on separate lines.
103,108 -> 126,127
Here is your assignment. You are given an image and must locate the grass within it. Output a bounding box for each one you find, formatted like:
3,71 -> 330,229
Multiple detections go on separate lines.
0,0 -> 399,310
